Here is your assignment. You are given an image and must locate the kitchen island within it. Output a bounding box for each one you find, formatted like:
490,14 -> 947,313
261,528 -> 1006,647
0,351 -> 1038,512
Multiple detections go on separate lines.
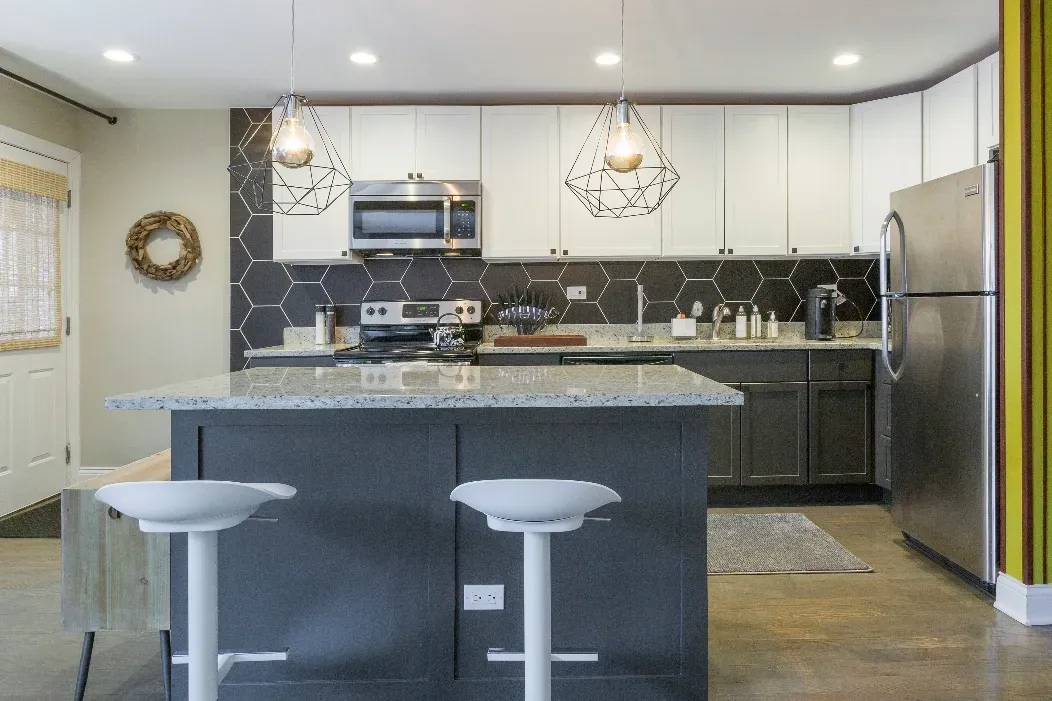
106,364 -> 742,701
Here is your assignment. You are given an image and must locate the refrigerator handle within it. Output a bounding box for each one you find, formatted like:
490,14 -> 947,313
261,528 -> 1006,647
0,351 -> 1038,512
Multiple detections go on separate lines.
879,210 -> 906,297
880,210 -> 908,382
880,297 -> 907,382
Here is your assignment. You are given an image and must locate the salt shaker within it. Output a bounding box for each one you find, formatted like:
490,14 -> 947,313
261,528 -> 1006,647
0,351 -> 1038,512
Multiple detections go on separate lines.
314,304 -> 327,345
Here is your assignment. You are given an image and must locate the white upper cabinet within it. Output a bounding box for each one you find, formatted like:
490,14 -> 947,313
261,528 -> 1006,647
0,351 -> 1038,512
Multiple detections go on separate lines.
415,106 -> 481,180
923,65 -> 978,181
787,106 -> 850,255
660,106 -> 725,257
849,92 -> 923,253
350,106 -> 480,181
481,106 -> 560,259
558,105 -> 663,259
724,106 -> 788,255
977,52 -> 1001,156
273,106 -> 354,263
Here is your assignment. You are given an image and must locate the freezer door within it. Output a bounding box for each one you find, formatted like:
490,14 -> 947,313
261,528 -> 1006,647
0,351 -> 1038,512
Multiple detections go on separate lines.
889,163 -> 996,295
890,295 -> 997,583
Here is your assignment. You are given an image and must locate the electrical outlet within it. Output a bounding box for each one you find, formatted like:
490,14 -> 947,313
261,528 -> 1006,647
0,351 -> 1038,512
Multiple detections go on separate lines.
464,584 -> 504,610
566,286 -> 587,300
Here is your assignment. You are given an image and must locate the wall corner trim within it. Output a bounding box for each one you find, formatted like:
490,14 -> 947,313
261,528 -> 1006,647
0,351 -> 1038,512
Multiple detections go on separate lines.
994,572 -> 1052,625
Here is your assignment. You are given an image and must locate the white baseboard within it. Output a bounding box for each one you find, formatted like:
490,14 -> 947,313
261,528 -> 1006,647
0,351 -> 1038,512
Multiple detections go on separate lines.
994,573 -> 1052,625
77,466 -> 116,479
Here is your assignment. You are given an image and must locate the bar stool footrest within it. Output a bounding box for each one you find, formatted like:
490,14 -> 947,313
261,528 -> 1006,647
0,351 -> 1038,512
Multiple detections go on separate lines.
487,649 -> 598,662
171,650 -> 288,683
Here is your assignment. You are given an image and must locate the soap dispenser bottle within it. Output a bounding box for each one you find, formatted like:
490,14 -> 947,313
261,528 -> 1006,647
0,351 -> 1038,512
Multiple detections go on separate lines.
735,306 -> 747,338
751,304 -> 761,338
768,311 -> 779,338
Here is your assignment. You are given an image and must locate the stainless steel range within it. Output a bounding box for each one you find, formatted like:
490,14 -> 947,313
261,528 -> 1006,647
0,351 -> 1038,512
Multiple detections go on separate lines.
333,300 -> 484,366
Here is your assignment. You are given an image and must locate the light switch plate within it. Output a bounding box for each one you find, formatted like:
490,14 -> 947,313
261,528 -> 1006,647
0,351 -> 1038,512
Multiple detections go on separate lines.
464,584 -> 504,610
566,286 -> 587,300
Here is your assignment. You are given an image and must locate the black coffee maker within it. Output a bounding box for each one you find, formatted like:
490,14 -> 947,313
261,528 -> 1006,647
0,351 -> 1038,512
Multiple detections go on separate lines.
805,287 -> 837,340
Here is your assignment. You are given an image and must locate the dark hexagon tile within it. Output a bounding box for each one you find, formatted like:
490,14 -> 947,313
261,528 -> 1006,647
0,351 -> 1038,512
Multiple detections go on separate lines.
240,215 -> 273,261
600,261 -> 645,280
643,301 -> 681,324
230,109 -> 253,149
755,260 -> 798,278
831,258 -> 874,279
334,304 -> 361,327
231,192 -> 251,237
281,282 -> 332,327
559,263 -> 609,302
526,280 -> 570,321
598,279 -> 642,324
523,262 -> 566,281
561,302 -> 607,324
442,257 -> 488,281
678,260 -> 721,280
322,264 -> 371,304
230,238 -> 251,282
241,260 -> 292,306
239,181 -> 269,214
835,278 -> 877,322
751,278 -> 801,324
245,107 -> 272,124
714,260 -> 762,301
481,263 -> 530,302
287,264 -> 328,282
675,279 -> 723,317
637,261 -> 686,302
241,306 -> 289,350
230,284 -> 251,329
866,259 -> 883,298
241,122 -> 271,162
364,257 -> 411,281
229,147 -> 248,192
790,259 -> 837,296
230,330 -> 249,372
402,258 -> 452,300
365,281 -> 409,301
445,281 -> 489,303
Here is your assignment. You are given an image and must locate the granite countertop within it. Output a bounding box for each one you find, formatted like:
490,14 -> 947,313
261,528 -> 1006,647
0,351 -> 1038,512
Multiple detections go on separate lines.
105,365 -> 743,411
245,343 -> 350,358
477,336 -> 882,353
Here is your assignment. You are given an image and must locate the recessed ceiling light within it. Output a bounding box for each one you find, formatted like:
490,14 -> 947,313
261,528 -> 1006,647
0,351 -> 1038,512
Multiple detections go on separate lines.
833,53 -> 862,67
595,52 -> 621,66
103,49 -> 139,63
350,52 -> 379,65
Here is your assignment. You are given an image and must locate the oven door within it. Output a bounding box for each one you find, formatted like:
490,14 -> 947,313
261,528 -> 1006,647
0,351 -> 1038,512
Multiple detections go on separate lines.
350,196 -> 480,253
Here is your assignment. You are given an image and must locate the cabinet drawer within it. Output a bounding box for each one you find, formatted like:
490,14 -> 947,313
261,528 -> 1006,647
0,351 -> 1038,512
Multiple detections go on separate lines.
809,350 -> 874,381
249,356 -> 337,368
675,351 -> 808,383
477,353 -> 560,366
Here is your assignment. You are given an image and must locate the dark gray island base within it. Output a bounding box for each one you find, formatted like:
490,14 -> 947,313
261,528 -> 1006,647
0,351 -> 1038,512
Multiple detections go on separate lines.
108,366 -> 742,701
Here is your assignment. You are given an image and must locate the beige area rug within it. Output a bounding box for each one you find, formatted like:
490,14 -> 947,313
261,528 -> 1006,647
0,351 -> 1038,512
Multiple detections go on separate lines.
708,512 -> 872,574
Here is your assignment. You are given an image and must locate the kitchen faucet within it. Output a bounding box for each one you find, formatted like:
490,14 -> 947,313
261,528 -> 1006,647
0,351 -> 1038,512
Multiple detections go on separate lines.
711,303 -> 731,340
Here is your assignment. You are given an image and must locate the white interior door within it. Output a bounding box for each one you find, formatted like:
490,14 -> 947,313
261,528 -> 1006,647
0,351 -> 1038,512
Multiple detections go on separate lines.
0,142 -> 68,517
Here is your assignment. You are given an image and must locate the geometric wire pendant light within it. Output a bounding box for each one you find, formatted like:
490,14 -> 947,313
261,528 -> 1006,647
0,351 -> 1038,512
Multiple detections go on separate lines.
227,0 -> 351,215
564,0 -> 679,218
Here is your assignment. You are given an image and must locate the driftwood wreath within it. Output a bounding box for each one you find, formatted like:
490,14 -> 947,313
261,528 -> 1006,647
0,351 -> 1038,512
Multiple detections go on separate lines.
125,211 -> 202,281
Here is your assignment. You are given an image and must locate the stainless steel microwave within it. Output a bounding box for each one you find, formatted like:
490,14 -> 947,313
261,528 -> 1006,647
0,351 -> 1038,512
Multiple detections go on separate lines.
348,180 -> 482,256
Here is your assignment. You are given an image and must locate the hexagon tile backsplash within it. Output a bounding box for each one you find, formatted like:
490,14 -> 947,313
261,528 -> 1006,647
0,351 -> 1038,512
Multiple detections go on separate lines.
229,108 -> 880,371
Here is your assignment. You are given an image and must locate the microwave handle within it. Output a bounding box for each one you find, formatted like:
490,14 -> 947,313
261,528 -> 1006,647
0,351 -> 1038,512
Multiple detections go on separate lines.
443,199 -> 452,244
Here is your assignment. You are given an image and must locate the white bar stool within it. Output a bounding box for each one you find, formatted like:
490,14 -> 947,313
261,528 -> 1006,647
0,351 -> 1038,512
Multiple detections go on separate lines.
96,480 -> 296,701
450,479 -> 621,701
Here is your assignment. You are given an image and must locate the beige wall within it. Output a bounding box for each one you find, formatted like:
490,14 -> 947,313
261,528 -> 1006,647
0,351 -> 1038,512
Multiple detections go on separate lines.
78,109 -> 229,467
0,78 -> 80,150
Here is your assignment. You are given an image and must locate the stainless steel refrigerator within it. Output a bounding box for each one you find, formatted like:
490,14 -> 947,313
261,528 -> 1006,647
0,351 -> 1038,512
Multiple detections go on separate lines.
879,161 -> 998,587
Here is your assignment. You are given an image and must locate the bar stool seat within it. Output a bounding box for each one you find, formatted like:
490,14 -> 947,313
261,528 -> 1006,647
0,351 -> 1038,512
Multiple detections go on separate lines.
96,480 -> 296,701
451,479 -> 620,701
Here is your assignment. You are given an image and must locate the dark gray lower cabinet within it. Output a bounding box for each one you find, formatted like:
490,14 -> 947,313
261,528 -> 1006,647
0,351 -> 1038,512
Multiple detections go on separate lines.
739,383 -> 809,486
808,381 -> 871,484
706,386 -> 741,486
477,353 -> 560,366
875,433 -> 892,489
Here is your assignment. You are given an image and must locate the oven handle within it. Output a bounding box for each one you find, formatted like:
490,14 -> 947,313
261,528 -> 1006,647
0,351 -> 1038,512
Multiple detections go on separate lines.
442,199 -> 452,244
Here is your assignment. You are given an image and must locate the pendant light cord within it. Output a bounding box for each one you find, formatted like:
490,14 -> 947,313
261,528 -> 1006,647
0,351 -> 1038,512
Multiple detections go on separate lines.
289,0 -> 296,95
619,0 -> 625,99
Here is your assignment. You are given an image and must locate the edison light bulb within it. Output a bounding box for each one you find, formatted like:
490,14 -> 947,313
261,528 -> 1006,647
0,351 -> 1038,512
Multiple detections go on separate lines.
604,99 -> 644,173
272,98 -> 315,169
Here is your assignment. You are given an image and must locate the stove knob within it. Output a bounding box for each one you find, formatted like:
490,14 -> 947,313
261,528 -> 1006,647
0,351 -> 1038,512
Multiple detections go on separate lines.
466,305 -> 476,315
365,307 -> 375,316
377,306 -> 387,316
455,305 -> 464,315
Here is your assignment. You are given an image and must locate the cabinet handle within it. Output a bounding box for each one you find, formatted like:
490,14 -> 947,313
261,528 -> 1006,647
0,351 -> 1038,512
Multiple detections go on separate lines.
408,172 -> 414,179
854,246 -> 860,253
792,247 -> 798,254
718,249 -> 725,255
417,172 -> 424,179
341,250 -> 349,257
107,507 -> 122,520
727,248 -> 734,255
550,248 -> 557,255
562,250 -> 569,256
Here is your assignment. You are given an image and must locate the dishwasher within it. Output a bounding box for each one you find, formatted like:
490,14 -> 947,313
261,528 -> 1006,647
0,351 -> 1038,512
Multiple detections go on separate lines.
561,353 -> 674,366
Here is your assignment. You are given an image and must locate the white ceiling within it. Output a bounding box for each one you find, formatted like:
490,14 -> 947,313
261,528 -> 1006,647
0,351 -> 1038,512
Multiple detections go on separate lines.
0,0 -> 999,109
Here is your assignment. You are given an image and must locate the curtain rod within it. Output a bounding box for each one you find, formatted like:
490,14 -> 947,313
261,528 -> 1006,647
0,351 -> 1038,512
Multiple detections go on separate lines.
0,66 -> 117,125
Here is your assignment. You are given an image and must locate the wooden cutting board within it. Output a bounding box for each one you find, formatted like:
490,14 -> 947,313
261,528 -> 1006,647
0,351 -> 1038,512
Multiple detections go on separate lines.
493,334 -> 587,347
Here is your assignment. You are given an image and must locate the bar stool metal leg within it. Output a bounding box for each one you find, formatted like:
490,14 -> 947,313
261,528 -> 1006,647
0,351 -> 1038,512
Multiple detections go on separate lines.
160,629 -> 173,701
73,631 -> 94,701
187,530 -> 219,701
523,532 -> 552,701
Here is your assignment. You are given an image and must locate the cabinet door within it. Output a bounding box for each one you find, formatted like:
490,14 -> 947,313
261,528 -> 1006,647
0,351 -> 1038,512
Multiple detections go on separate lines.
273,106 -> 354,262
849,93 -> 922,253
558,105 -> 663,258
481,107 -> 559,259
875,434 -> 892,490
660,106 -> 725,256
923,65 -> 978,182
415,106 -> 481,180
724,106 -> 788,255
788,106 -> 850,255
808,381 -> 872,484
977,53 -> 1001,156
350,106 -> 417,180
706,386 -> 741,486
739,382 -> 808,485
